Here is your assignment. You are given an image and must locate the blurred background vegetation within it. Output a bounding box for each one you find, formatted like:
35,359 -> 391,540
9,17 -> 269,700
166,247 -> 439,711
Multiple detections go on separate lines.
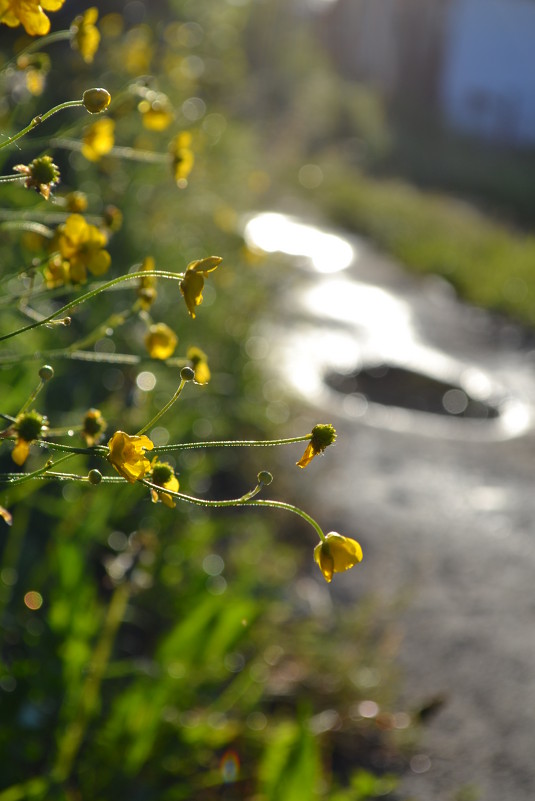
2,0 -> 535,799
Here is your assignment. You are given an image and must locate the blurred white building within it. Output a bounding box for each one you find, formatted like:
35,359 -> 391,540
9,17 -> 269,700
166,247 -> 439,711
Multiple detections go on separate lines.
321,0 -> 535,146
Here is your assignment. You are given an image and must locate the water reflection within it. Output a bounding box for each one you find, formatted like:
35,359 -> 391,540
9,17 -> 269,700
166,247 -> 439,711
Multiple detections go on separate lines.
244,211 -> 533,440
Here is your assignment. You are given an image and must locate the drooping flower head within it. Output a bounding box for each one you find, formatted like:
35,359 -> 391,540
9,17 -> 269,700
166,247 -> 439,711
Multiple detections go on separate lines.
71,7 -> 100,63
81,408 -> 107,447
12,410 -> 47,466
180,256 -> 222,319
145,323 -> 178,360
0,0 -> 66,36
148,459 -> 179,508
107,431 -> 154,483
187,346 -> 210,385
297,423 -> 337,468
169,132 -> 194,186
314,532 -> 363,583
137,256 -> 157,310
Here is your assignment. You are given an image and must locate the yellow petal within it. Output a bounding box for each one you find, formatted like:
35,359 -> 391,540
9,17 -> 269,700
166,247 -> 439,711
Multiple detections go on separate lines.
12,438 -> 30,466
296,442 -> 315,468
180,271 -> 204,318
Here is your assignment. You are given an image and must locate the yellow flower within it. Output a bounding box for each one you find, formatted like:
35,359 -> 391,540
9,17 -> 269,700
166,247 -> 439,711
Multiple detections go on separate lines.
81,408 -> 107,447
149,458 -> 179,508
138,94 -> 174,131
107,431 -> 154,483
187,346 -> 210,385
0,0 -> 66,36
0,505 -> 12,526
56,214 -> 111,283
314,532 -> 363,583
145,323 -> 178,360
296,424 -> 337,468
81,118 -> 115,161
71,7 -> 100,63
180,256 -> 222,319
137,256 -> 157,310
12,410 -> 47,466
44,253 -> 70,288
169,132 -> 194,186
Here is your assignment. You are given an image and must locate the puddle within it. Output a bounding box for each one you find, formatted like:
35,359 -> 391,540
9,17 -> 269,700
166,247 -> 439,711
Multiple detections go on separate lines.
325,363 -> 500,419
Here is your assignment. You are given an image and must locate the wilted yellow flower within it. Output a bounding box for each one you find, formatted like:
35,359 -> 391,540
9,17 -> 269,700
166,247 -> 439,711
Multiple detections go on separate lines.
71,7 -> 100,63
107,431 -> 154,483
81,408 -> 107,447
56,214 -> 111,283
314,532 -> 363,583
81,118 -> 115,161
180,256 -> 222,318
12,410 -> 46,466
0,505 -> 12,526
0,0 -> 66,36
169,132 -> 194,186
145,323 -> 178,360
297,423 -> 337,468
139,94 -> 174,131
187,346 -> 210,384
13,155 -> 60,201
149,458 -> 179,508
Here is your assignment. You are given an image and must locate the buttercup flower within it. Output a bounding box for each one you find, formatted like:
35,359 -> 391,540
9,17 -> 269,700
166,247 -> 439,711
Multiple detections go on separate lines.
81,118 -> 115,161
180,256 -> 222,319
0,0 -> 66,36
297,423 -> 337,468
187,346 -> 210,385
149,459 -> 179,508
64,191 -> 88,213
56,214 -> 111,283
81,408 -> 107,447
314,532 -> 363,583
145,323 -> 178,360
139,93 -> 174,131
44,253 -> 70,288
107,431 -> 154,483
12,410 -> 47,466
169,132 -> 194,186
13,156 -> 60,200
137,256 -> 157,310
71,7 -> 100,63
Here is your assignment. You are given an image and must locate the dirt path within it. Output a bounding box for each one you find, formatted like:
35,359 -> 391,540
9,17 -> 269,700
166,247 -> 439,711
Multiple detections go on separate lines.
246,211 -> 535,800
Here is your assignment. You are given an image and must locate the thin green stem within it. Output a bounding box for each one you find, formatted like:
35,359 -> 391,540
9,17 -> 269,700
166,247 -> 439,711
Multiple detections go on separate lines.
16,378 -> 45,416
0,175 -> 25,185
136,377 -> 188,436
66,308 -> 133,352
0,220 -> 54,237
141,479 -> 326,541
32,439 -> 108,455
51,137 -> 169,164
0,269 -> 183,343
153,434 -> 311,453
0,453 -> 76,487
0,99 -> 84,152
9,29 -> 71,65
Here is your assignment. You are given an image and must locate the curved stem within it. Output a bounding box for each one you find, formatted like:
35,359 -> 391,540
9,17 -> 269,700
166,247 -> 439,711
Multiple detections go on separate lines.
0,100 -> 84,151
0,453 -> 76,487
154,434 -> 311,453
0,269 -> 183,343
141,479 -> 326,541
136,377 -> 188,436
9,29 -> 71,64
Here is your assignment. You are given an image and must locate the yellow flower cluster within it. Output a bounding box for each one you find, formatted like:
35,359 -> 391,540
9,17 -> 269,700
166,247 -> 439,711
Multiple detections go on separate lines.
46,214 -> 111,286
0,0 -> 65,36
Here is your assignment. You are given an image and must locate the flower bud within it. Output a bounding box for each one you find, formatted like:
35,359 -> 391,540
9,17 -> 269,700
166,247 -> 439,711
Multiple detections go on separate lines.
180,366 -> 195,382
257,471 -> 273,486
82,87 -> 111,114
88,469 -> 103,485
38,364 -> 54,381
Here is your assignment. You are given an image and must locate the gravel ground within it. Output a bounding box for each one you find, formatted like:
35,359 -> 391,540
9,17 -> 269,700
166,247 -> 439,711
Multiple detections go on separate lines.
247,212 -> 535,801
